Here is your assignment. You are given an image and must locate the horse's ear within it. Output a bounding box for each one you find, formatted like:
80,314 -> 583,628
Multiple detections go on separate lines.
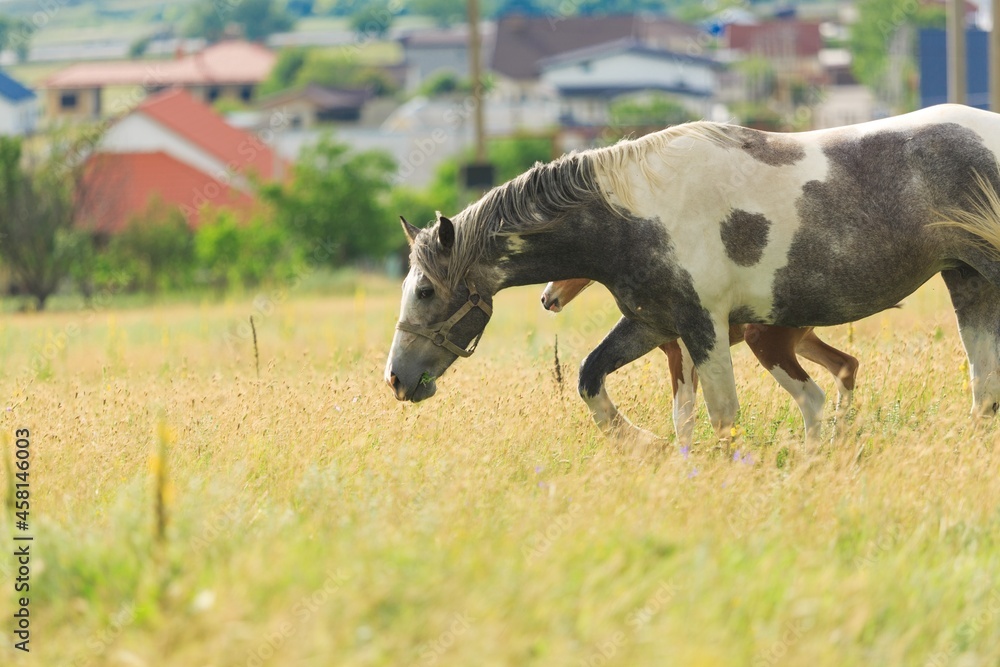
400,216 -> 420,246
437,215 -> 455,250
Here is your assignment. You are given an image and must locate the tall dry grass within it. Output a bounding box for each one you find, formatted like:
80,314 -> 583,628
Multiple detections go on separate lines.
0,275 -> 998,666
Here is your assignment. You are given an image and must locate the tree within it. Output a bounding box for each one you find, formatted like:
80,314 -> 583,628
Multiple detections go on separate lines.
259,47 -> 309,95
260,136 -> 397,264
411,0 -> 466,26
849,0 -> 944,105
608,94 -> 699,132
350,0 -> 394,40
0,15 -> 34,63
0,138 -> 82,310
185,0 -> 294,43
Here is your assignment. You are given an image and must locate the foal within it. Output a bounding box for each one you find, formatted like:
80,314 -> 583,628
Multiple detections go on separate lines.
541,279 -> 859,446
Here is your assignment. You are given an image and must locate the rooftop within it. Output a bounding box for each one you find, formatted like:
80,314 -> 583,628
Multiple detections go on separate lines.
42,40 -> 276,89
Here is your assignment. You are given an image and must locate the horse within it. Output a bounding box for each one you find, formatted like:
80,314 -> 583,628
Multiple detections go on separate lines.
385,104 -> 1000,449
540,278 -> 858,445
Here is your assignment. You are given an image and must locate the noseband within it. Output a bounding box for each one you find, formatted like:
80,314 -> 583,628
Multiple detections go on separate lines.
396,286 -> 493,358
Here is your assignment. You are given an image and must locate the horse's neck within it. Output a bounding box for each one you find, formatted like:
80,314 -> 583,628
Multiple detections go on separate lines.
488,220 -> 620,291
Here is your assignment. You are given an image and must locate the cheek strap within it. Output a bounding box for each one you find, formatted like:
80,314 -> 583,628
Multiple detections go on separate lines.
396,286 -> 493,358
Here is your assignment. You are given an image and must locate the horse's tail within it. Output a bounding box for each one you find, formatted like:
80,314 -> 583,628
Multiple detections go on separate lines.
933,169 -> 1000,260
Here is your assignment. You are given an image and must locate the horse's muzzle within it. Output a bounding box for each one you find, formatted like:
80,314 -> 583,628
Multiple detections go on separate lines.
386,370 -> 437,402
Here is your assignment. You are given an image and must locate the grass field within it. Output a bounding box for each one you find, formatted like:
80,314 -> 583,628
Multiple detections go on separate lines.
2,274 -> 999,665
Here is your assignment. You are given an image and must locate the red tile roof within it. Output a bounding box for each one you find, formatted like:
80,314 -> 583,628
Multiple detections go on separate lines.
137,87 -> 279,179
79,151 -> 255,233
43,40 -> 275,89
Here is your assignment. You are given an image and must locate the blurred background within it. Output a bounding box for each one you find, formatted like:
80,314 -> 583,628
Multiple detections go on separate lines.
0,0 -> 987,309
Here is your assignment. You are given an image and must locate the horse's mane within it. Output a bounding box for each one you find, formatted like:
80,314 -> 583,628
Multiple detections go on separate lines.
586,121 -> 739,210
412,121 -> 739,291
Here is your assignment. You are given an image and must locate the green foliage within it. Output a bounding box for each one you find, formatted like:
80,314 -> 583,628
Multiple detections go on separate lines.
104,203 -> 195,293
184,0 -> 295,43
128,34 -> 152,59
349,0 -> 394,39
849,0 -> 945,95
608,94 -> 699,130
0,14 -> 33,62
417,71 -> 472,97
259,47 -> 309,96
487,134 -> 553,183
0,137 -> 81,310
262,135 -> 398,264
410,0 -> 466,26
194,209 -> 303,289
293,50 -> 400,96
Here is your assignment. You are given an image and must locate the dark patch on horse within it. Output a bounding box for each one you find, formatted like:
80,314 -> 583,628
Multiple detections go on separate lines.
720,210 -> 771,267
770,122 -> 1000,327
720,126 -> 806,167
728,305 -> 763,325
595,211 -> 717,365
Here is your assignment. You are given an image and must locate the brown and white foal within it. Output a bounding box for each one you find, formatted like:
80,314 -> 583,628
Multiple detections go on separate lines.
541,279 -> 859,447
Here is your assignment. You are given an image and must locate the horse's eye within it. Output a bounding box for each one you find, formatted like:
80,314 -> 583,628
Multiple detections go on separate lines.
417,287 -> 434,300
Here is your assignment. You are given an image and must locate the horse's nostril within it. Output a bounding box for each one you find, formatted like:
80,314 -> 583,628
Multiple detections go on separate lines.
389,373 -> 401,390
993,401 -> 999,414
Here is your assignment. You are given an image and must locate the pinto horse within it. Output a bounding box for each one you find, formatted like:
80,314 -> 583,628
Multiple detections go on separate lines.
386,105 -> 1000,448
540,278 -> 858,445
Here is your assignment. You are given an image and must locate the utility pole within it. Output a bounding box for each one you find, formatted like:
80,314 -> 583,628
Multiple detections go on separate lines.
468,0 -> 486,162
460,0 -> 493,193
948,0 -> 967,103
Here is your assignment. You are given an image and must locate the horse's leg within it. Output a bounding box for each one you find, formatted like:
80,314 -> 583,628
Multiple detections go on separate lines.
665,340 -> 698,448
942,268 -> 1000,418
744,324 -> 826,446
689,321 -> 740,445
794,328 -> 860,414
579,316 -> 668,449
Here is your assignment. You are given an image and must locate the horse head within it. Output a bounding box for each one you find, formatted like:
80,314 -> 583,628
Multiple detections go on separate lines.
385,214 -> 494,402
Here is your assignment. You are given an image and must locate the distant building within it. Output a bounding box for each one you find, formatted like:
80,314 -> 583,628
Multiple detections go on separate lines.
539,40 -> 718,126
919,28 -> 989,109
79,88 -> 283,234
724,20 -> 823,64
491,15 -> 705,94
0,70 -> 38,136
41,41 -> 276,122
398,24 -> 494,91
256,84 -> 374,129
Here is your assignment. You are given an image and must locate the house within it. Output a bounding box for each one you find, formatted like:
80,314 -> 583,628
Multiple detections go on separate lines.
256,84 -> 374,129
79,88 -> 283,234
397,24 -> 495,91
723,20 -> 823,70
0,70 -> 38,136
492,14 -> 706,88
539,40 -> 718,127
41,41 -> 276,122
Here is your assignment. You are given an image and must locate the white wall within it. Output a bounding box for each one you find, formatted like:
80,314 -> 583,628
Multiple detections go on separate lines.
0,97 -> 38,136
101,113 -> 251,191
542,52 -> 715,94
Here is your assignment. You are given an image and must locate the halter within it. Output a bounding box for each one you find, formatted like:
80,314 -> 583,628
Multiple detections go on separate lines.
396,285 -> 493,358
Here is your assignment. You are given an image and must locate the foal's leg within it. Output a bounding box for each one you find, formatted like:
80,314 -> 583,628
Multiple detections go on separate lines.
744,324 -> 826,445
665,340 -> 698,448
942,268 -> 1000,418
579,316 -> 667,449
667,326 -> 743,448
794,328 -> 860,414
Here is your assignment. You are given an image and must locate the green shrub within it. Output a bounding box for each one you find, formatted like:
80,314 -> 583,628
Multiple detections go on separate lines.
194,209 -> 304,290
103,203 -> 195,293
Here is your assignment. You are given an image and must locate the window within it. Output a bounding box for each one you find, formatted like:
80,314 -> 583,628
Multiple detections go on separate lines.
60,92 -> 78,110
207,86 -> 221,103
240,85 -> 254,102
